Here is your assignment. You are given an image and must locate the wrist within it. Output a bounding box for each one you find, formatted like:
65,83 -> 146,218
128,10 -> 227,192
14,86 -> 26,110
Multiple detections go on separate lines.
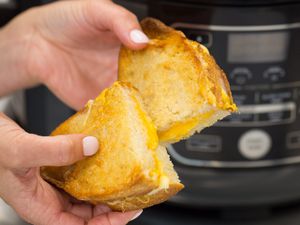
0,15 -> 38,96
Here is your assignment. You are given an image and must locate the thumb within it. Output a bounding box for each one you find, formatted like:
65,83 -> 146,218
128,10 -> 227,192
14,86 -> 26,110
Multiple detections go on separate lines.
15,134 -> 99,168
83,0 -> 149,49
0,114 -> 99,169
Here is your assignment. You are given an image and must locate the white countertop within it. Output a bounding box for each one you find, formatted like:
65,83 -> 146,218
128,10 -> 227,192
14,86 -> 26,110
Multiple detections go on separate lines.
0,199 -> 29,225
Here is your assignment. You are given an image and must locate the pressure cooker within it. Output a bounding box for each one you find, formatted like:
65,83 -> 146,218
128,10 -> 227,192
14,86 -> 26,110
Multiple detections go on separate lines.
143,0 -> 300,207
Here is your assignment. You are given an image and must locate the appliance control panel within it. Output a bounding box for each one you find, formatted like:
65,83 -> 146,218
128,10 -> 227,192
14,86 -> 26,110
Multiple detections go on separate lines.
168,22 -> 300,168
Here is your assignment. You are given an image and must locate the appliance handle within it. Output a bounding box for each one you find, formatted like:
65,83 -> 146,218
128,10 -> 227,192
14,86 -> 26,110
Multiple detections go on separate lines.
172,22 -> 300,32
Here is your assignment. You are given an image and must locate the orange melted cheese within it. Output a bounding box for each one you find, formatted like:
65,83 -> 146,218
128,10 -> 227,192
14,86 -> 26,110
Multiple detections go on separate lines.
199,77 -> 237,112
221,89 -> 238,112
130,94 -> 158,150
158,110 -> 216,143
149,152 -> 169,190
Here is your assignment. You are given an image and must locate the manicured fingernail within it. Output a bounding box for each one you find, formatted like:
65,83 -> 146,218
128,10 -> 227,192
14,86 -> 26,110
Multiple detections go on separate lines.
83,136 -> 99,156
130,210 -> 143,221
130,29 -> 149,43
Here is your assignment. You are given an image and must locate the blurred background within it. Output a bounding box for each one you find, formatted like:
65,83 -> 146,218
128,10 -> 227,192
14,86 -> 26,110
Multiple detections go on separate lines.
2,0 -> 300,224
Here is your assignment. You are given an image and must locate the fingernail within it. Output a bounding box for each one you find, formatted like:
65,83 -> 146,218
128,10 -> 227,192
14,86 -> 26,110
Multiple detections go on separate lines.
130,29 -> 149,43
83,136 -> 99,156
130,210 -> 143,221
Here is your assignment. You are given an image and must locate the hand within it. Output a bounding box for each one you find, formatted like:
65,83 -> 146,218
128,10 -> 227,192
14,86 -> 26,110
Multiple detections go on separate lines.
0,0 -> 149,110
0,113 -> 142,225
0,1 -> 146,224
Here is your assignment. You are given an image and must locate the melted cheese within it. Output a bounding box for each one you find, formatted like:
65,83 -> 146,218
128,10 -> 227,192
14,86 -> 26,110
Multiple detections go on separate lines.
147,175 -> 170,196
199,77 -> 216,107
198,76 -> 237,113
220,89 -> 238,112
83,100 -> 94,126
148,151 -> 170,190
159,175 -> 170,189
158,110 -> 216,143
200,44 -> 209,54
130,93 -> 159,150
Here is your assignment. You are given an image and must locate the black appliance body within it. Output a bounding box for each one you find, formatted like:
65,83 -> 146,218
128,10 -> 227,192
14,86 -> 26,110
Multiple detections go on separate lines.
0,0 -> 54,26
147,0 -> 300,207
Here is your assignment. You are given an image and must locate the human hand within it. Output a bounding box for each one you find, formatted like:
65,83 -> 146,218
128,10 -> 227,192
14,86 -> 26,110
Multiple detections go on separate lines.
0,113 -> 142,225
0,1 -> 145,224
0,0 -> 148,110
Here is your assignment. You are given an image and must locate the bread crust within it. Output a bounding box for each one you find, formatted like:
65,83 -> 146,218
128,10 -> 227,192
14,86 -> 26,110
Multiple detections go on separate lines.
106,183 -> 184,212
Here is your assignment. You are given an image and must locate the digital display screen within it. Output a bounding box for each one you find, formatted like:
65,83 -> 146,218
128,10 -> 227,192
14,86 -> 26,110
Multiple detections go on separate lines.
228,32 -> 289,63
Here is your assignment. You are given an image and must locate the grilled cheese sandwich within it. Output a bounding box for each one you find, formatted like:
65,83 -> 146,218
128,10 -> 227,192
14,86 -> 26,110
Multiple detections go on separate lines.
41,17 -> 237,212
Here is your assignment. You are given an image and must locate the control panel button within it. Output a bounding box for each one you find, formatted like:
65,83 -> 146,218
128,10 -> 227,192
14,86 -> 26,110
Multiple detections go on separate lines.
189,32 -> 212,47
263,66 -> 285,82
256,102 -> 296,124
287,131 -> 300,149
230,68 -> 252,85
232,93 -> 256,105
178,28 -> 213,48
259,111 -> 292,123
218,102 -> 296,127
238,130 -> 271,160
260,90 -> 292,104
186,134 -> 221,153
222,113 -> 255,123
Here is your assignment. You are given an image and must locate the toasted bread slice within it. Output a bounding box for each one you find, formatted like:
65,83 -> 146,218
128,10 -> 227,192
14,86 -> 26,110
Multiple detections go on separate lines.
41,82 -> 183,211
119,18 -> 237,144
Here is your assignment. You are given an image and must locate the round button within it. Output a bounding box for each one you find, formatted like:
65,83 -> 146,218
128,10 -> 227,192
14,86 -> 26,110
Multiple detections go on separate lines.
263,66 -> 285,82
238,130 -> 272,160
229,67 -> 252,85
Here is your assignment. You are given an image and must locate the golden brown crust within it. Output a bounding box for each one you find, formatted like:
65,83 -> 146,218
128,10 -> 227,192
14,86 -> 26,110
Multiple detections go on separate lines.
106,183 -> 184,212
140,17 -> 180,39
187,39 -> 235,109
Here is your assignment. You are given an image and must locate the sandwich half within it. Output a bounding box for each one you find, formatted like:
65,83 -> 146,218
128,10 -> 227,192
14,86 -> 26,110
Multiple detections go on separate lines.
119,18 -> 237,144
41,81 -> 183,211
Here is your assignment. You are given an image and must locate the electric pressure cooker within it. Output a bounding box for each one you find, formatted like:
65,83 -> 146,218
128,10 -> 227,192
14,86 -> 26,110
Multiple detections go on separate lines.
145,0 -> 300,207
